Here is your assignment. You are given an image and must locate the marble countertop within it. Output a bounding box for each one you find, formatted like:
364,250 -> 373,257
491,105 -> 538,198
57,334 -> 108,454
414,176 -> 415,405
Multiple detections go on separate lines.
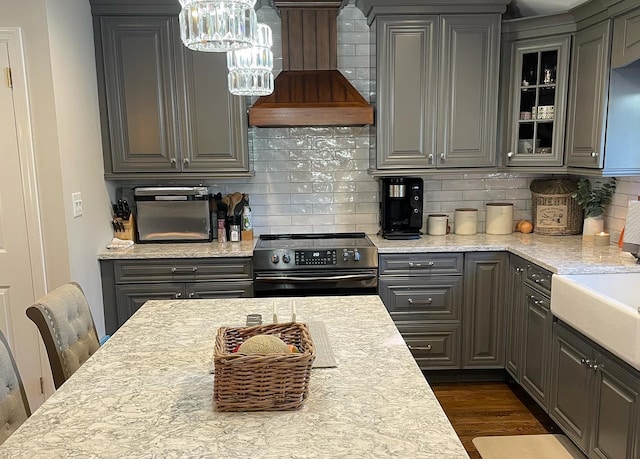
98,232 -> 640,275
0,296 -> 468,458
370,233 -> 640,274
98,239 -> 256,259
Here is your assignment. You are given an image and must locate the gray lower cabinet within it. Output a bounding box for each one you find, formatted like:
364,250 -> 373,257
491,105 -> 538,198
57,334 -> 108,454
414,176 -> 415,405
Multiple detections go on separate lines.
379,252 -> 507,371
521,284 -> 552,410
378,253 -> 464,369
505,254 -> 527,378
373,14 -> 499,170
93,12 -> 249,178
462,252 -> 507,368
550,321 -> 640,459
100,258 -> 253,334
506,255 -> 553,410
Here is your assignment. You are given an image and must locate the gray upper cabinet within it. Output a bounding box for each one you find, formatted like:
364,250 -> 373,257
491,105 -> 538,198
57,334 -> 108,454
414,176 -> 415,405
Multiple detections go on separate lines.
95,14 -> 250,178
375,16 -> 438,170
611,6 -> 640,68
565,16 -> 640,176
504,36 -> 571,167
565,20 -> 611,170
175,44 -> 249,173
374,14 -> 500,171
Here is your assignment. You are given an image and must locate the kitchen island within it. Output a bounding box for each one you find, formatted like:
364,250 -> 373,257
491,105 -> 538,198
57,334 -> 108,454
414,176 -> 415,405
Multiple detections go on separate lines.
0,296 -> 468,458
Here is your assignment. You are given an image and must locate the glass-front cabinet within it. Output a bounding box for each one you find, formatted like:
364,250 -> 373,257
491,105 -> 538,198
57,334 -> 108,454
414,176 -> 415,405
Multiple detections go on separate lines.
505,36 -> 571,167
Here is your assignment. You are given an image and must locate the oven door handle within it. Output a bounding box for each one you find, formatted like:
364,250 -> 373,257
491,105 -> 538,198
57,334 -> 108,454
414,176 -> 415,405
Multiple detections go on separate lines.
255,273 -> 377,282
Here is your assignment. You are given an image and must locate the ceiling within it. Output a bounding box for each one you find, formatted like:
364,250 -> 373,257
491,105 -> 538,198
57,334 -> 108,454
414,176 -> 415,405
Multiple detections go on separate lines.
509,0 -> 591,17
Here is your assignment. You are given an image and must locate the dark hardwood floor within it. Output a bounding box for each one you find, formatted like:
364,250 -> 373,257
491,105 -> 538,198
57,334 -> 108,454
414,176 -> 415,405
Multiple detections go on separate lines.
430,380 -> 561,459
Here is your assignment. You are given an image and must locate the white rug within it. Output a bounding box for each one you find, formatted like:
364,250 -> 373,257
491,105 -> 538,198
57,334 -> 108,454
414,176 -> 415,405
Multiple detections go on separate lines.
472,434 -> 586,459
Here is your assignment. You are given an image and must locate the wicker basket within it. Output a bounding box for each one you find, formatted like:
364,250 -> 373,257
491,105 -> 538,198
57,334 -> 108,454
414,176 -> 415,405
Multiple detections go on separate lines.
530,178 -> 583,235
213,322 -> 315,412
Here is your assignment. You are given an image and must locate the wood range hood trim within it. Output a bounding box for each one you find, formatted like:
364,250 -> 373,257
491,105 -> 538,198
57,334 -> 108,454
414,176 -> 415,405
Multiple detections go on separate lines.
249,0 -> 373,127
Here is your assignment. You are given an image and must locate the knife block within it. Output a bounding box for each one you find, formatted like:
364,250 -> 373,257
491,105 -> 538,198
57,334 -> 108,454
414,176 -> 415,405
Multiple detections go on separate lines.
114,216 -> 135,241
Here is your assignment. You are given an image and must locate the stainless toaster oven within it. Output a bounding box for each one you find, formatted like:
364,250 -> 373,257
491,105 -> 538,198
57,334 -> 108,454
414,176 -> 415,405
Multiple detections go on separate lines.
134,186 -> 211,243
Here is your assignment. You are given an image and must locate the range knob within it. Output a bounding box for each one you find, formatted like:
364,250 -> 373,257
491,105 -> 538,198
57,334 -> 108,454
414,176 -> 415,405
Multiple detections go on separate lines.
342,248 -> 350,261
353,249 -> 361,262
271,253 -> 280,264
282,253 -> 291,264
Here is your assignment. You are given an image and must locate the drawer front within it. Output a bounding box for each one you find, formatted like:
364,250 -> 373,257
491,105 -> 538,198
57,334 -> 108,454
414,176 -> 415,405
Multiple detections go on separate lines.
524,285 -> 550,311
379,253 -> 463,275
396,323 -> 461,369
524,263 -> 552,296
379,276 -> 463,321
115,258 -> 252,283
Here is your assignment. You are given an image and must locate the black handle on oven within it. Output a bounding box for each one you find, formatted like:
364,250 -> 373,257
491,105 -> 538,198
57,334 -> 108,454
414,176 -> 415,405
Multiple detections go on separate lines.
255,273 -> 377,282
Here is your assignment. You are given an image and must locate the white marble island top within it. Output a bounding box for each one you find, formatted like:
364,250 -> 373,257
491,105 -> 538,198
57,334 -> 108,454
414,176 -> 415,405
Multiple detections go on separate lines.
0,296 -> 468,458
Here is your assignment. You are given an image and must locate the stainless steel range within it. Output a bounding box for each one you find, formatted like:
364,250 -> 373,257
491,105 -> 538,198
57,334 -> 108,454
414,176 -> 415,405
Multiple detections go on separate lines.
253,233 -> 378,297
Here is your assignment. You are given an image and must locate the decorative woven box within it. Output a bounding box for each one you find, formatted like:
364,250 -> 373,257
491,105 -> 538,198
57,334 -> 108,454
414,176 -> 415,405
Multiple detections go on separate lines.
530,178 -> 583,235
213,322 -> 315,412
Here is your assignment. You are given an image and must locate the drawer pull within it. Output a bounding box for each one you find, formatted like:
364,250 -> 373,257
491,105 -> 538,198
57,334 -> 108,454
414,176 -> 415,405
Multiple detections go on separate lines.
407,298 -> 433,305
174,292 -> 182,299
408,261 -> 434,268
408,345 -> 432,351
171,267 -> 199,273
188,292 -> 197,299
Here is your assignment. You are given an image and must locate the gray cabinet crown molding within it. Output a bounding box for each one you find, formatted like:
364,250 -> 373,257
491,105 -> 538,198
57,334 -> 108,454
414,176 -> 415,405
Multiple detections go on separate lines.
501,13 -> 576,40
355,0 -> 509,23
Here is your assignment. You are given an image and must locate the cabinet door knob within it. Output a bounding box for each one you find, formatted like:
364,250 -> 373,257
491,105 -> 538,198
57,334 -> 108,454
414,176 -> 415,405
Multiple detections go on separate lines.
408,344 -> 432,351
428,154 -> 434,163
175,292 -> 182,298
592,363 -> 599,372
507,151 -> 514,159
170,157 -> 177,167
188,292 -> 196,299
591,151 -> 598,157
183,158 -> 190,167
440,153 -> 446,161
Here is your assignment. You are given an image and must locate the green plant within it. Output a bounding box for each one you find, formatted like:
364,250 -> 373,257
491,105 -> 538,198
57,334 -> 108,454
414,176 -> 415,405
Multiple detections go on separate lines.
571,177 -> 617,218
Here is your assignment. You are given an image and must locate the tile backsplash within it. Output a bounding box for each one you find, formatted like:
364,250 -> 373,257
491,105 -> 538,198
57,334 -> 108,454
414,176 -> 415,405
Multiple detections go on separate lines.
606,176 -> 640,243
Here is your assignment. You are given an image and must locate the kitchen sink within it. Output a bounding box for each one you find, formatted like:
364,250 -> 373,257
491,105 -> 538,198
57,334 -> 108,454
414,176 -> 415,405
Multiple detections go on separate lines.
550,273 -> 640,371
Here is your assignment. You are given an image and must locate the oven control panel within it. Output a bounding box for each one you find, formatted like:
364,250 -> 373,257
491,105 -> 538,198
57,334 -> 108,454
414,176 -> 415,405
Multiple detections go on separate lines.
295,250 -> 337,266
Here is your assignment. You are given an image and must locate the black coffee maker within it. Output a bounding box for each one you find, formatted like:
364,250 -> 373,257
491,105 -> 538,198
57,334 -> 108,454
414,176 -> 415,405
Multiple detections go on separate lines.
380,177 -> 424,239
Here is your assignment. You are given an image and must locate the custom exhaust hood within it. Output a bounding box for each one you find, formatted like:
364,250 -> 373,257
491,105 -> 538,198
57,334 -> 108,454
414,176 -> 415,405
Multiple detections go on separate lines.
248,0 -> 374,127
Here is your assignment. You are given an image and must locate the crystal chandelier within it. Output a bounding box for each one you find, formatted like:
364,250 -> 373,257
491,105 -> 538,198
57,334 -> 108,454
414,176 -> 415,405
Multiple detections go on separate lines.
179,0 -> 257,52
227,22 -> 274,96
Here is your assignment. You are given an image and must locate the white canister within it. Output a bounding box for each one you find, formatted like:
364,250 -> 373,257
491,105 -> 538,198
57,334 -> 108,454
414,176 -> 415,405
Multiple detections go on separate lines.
454,208 -> 478,235
428,214 -> 449,236
486,203 -> 514,235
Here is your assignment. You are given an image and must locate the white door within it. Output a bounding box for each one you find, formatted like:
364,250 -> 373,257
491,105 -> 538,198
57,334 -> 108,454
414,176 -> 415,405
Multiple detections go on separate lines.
0,41 -> 46,408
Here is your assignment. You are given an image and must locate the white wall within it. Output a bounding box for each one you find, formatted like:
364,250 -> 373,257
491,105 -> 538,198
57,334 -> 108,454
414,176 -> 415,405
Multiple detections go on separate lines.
45,0 -> 112,337
0,0 -> 110,337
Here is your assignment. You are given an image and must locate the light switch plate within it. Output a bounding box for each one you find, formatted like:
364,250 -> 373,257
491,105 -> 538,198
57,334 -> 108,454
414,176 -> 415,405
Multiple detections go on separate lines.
72,192 -> 83,217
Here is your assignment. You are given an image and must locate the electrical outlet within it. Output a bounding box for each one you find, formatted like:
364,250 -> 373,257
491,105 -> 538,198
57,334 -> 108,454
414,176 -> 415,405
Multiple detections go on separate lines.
72,192 -> 83,217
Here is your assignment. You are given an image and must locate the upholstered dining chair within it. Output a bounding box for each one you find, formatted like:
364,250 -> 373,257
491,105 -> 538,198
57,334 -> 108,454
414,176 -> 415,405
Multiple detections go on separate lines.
26,282 -> 100,390
0,330 -> 30,444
